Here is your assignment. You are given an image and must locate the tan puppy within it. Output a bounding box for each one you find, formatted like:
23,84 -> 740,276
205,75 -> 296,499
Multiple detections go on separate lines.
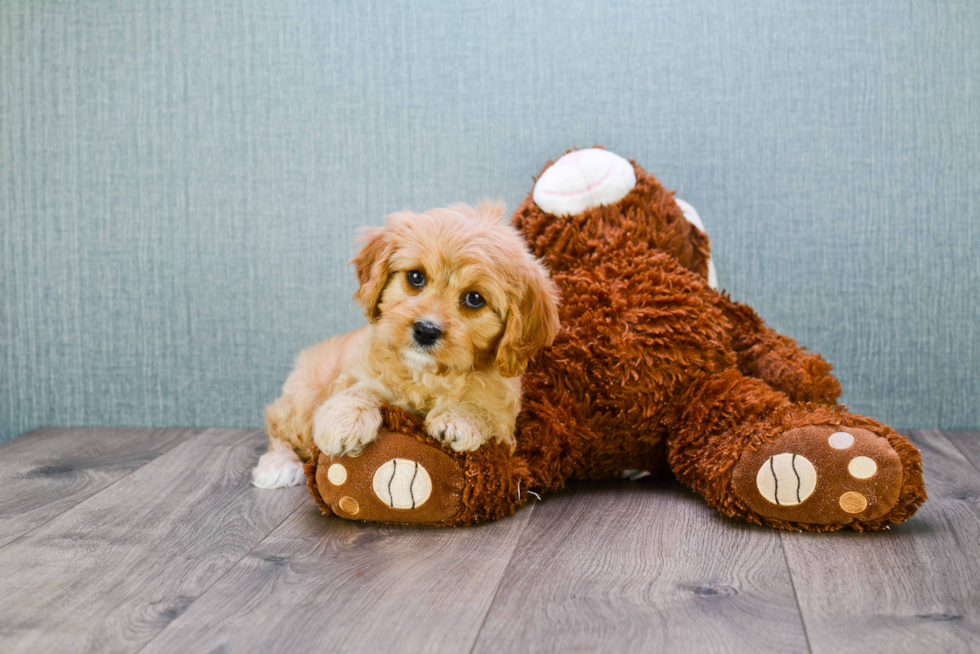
252,203 -> 560,488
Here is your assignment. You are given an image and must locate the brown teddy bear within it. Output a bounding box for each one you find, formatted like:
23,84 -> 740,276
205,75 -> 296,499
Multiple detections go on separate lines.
304,148 -> 926,531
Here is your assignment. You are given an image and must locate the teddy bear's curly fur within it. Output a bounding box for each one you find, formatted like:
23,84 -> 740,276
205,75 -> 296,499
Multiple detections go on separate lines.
305,151 -> 926,532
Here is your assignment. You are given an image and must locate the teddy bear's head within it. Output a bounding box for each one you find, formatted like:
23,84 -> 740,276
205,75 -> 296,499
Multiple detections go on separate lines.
512,147 -> 716,287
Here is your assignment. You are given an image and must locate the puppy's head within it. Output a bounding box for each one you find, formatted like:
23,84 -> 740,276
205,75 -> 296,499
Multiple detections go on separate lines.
351,203 -> 560,377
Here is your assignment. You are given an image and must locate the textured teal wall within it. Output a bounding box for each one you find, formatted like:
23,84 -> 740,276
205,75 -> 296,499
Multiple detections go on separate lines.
2,1 -> 978,442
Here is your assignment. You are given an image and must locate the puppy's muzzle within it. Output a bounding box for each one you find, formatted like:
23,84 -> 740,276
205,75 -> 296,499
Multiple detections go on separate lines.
412,320 -> 442,347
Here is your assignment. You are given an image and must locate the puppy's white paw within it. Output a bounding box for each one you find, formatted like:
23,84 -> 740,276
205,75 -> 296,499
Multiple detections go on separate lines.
426,411 -> 486,452
252,446 -> 305,489
313,394 -> 382,456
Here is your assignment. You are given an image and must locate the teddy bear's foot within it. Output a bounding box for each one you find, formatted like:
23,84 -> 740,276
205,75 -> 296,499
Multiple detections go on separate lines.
731,425 -> 906,526
307,430 -> 467,525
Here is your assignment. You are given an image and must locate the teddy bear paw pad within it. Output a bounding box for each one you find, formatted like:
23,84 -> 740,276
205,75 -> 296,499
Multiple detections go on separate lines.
372,458 -> 433,509
731,425 -> 904,525
314,431 -> 466,524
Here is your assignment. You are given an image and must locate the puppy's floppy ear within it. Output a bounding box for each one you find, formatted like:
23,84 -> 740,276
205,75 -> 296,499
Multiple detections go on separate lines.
494,258 -> 560,377
350,226 -> 392,320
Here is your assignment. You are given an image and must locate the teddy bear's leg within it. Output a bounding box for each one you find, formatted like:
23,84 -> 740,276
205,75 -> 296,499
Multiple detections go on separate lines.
665,368 -> 925,531
304,406 -> 532,526
717,296 -> 842,405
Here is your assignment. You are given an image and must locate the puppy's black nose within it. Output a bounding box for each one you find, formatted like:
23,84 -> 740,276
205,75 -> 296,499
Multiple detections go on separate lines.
412,321 -> 442,347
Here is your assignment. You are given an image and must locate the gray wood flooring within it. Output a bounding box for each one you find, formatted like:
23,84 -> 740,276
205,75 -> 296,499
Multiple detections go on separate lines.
0,428 -> 977,653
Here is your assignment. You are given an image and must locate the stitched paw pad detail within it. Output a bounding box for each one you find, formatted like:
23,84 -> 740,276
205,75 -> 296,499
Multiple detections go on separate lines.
755,453 -> 817,507
372,458 -> 433,509
313,431 -> 466,524
732,425 -> 904,525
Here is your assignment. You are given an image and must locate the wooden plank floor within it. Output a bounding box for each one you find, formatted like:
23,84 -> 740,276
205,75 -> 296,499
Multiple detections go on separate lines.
0,429 -> 978,653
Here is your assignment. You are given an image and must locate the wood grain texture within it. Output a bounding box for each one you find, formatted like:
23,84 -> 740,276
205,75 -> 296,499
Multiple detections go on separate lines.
140,502 -> 535,654
471,480 -> 809,654
0,427 -> 197,548
2,428 -> 979,653
0,428 -> 307,654
781,430 -> 980,653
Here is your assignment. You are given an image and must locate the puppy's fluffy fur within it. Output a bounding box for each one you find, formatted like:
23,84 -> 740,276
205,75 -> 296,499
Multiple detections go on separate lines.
252,203 -> 560,489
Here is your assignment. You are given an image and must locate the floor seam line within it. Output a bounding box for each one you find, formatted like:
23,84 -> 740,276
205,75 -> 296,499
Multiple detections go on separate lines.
930,430 -> 980,477
132,497 -> 308,654
0,427 -> 213,552
779,532 -> 814,654
467,502 -> 537,654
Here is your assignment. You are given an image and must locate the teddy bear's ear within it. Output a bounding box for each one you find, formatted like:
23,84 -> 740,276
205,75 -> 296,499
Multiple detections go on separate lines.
349,226 -> 393,320
532,148 -> 636,217
494,259 -> 560,377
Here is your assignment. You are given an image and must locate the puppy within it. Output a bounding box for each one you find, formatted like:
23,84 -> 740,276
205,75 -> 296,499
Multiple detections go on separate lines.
251,203 -> 560,489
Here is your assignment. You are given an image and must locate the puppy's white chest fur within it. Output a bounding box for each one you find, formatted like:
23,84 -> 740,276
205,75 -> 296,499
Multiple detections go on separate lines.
321,327 -> 523,452
353,330 -> 520,418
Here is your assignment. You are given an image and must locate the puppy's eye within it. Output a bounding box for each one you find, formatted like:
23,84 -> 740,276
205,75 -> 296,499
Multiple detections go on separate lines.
406,270 -> 426,288
462,292 -> 486,309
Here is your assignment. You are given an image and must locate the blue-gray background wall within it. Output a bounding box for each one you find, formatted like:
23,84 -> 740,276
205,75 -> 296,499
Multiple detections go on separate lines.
2,0 -> 978,442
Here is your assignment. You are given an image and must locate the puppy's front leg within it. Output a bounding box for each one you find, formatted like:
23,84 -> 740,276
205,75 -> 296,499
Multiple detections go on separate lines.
425,404 -> 489,452
312,383 -> 384,456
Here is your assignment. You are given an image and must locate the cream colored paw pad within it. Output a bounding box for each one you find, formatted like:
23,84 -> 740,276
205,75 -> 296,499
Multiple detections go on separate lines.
326,463 -> 347,485
848,456 -> 877,479
372,458 -> 432,510
756,453 -> 817,506
839,491 -> 868,514
828,431 -> 854,449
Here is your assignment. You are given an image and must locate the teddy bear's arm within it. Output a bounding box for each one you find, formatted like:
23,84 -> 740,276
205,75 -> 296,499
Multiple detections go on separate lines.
716,295 -> 841,405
